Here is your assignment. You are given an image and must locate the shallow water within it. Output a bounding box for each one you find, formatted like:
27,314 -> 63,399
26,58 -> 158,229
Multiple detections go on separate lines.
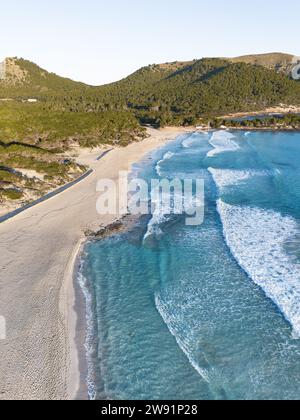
81,130 -> 300,400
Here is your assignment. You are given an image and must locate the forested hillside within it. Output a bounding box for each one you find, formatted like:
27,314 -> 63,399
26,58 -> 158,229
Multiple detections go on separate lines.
0,54 -> 300,210
1,55 -> 300,128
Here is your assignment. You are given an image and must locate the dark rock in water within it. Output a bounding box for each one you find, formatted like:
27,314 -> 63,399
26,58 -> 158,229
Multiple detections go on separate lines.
84,214 -> 141,240
85,220 -> 124,239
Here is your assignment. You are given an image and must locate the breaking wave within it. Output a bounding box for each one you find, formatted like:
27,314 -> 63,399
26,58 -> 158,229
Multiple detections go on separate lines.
208,167 -> 269,190
155,294 -> 211,383
217,200 -> 300,337
207,131 -> 240,157
155,152 -> 175,177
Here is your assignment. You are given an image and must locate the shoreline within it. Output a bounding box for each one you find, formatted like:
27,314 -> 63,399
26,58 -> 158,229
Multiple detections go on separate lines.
73,215 -> 140,400
71,239 -> 92,400
69,125 -> 300,400
1,125 -> 298,400
63,237 -> 88,400
67,130 -> 190,400
0,126 -> 189,400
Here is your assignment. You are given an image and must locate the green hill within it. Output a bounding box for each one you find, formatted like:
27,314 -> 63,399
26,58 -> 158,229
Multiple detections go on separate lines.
0,57 -> 89,97
1,54 -> 300,124
1,53 -> 300,210
103,57 -> 300,126
0,57 -> 145,146
0,58 -> 146,210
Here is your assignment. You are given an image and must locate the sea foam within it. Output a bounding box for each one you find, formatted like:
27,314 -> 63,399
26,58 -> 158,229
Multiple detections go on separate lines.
155,294 -> 211,383
217,200 -> 300,337
143,191 -> 204,242
207,131 -> 240,157
182,133 -> 204,148
208,168 -> 269,190
77,259 -> 98,400
155,152 -> 175,177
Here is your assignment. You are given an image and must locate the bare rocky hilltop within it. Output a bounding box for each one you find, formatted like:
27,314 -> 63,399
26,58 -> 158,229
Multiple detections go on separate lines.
229,52 -> 300,78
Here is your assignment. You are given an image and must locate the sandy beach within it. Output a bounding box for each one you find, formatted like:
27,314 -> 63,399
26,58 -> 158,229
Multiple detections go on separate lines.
0,127 -> 189,400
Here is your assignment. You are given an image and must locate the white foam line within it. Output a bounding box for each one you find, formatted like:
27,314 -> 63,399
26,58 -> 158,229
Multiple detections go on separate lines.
77,259 -> 98,400
155,294 -> 211,383
155,151 -> 175,177
182,133 -> 203,148
207,131 -> 240,158
208,167 -> 269,189
217,200 -> 300,337
143,192 -> 204,242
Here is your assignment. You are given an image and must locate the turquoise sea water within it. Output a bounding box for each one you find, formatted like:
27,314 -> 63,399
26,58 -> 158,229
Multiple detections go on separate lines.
80,130 -> 300,400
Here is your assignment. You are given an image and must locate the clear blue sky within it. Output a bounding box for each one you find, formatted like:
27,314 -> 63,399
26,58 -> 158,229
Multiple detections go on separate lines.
1,0 -> 299,85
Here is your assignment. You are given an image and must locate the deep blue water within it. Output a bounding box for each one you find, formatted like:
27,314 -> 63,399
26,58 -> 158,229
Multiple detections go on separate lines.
80,130 -> 300,400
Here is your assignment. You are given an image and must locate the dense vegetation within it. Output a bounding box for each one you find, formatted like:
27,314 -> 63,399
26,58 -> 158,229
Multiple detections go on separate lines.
219,114 -> 300,129
107,59 -> 300,127
2,57 -> 300,128
0,102 -> 145,147
0,101 -> 144,208
0,55 -> 300,209
0,58 -> 147,208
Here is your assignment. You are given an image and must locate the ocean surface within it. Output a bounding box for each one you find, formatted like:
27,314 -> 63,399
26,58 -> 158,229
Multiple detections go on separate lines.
80,130 -> 300,400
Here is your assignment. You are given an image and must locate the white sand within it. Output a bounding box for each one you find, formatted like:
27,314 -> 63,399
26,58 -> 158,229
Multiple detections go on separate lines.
0,127 -> 188,400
